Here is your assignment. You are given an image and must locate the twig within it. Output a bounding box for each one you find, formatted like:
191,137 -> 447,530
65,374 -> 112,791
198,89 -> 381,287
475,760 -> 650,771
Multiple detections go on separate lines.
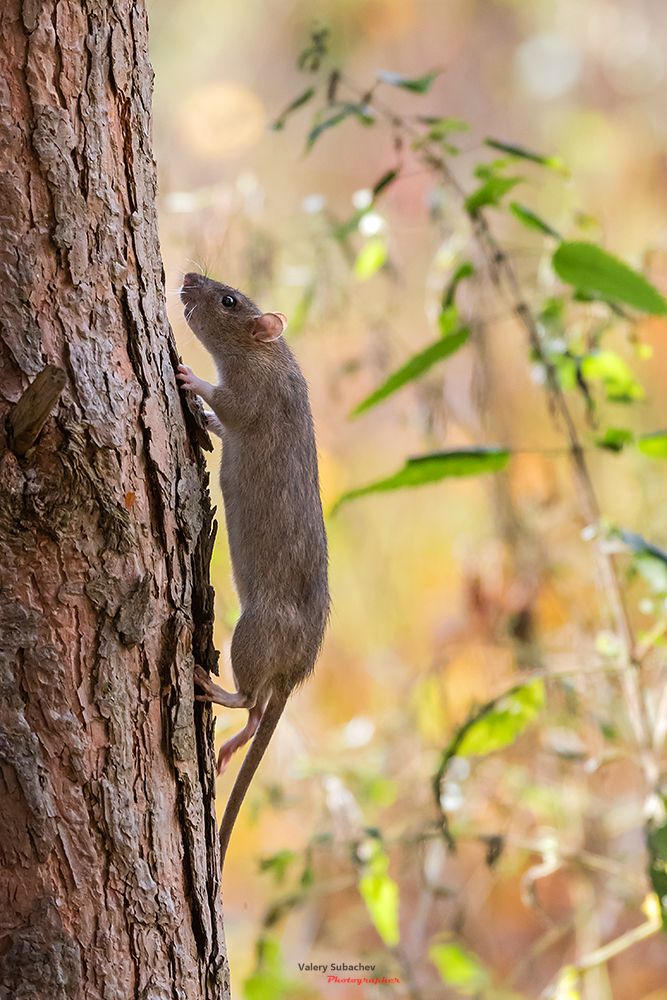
573,913 -> 660,975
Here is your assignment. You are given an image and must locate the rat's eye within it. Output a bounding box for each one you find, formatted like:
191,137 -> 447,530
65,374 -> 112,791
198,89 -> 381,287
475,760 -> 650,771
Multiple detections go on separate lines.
222,294 -> 236,308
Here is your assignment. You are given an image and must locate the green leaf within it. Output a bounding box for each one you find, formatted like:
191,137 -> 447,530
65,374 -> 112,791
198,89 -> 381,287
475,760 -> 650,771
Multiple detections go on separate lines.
354,238 -> 388,280
377,69 -> 439,93
418,115 -> 469,137
438,305 -> 459,336
619,530 -> 667,594
553,242 -> 667,315
258,850 -> 297,884
465,176 -> 522,214
580,351 -> 644,402
638,431 -> 667,458
287,284 -> 315,335
359,872 -> 400,946
442,262 -> 475,308
455,680 -> 545,758
244,937 -> 301,1000
485,138 -> 567,174
372,168 -> 399,198
351,329 -> 469,416
595,427 -> 634,452
619,530 -> 667,565
271,87 -> 316,130
429,940 -> 489,995
413,116 -> 469,153
306,103 -> 374,151
510,202 -> 561,239
647,816 -> 667,929
334,447 -> 510,509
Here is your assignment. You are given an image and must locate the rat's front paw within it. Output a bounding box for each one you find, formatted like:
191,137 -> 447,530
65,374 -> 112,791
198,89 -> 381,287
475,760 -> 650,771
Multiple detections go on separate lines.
176,364 -> 199,392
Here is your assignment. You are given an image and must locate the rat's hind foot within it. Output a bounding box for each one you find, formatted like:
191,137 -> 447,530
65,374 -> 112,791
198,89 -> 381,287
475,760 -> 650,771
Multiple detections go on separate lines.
194,666 -> 251,709
216,702 -> 264,774
203,409 -> 224,438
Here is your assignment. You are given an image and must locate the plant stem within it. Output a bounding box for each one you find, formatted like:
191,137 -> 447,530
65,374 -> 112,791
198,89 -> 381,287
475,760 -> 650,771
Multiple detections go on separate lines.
341,73 -> 657,788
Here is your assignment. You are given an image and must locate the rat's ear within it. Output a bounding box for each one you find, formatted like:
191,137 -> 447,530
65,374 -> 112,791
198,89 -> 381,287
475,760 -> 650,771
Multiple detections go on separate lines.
252,311 -> 288,342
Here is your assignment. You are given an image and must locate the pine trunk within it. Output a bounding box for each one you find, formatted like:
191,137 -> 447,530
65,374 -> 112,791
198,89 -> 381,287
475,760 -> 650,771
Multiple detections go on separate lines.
0,2 -> 230,997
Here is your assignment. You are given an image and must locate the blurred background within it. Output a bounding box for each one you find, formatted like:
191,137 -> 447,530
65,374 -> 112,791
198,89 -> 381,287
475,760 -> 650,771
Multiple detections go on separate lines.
148,1 -> 667,997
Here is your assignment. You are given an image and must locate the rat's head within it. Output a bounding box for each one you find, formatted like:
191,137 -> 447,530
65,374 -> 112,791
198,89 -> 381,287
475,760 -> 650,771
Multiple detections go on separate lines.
180,273 -> 287,357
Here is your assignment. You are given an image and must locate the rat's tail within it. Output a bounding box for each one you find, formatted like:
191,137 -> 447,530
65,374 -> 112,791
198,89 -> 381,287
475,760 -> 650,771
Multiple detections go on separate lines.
219,692 -> 287,869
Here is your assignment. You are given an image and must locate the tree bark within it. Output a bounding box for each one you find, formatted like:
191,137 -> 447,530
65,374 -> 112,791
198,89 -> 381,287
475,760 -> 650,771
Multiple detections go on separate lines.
0,3 -> 230,998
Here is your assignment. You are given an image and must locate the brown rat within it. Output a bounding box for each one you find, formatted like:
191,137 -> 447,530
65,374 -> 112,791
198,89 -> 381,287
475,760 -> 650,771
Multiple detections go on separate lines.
176,272 -> 329,867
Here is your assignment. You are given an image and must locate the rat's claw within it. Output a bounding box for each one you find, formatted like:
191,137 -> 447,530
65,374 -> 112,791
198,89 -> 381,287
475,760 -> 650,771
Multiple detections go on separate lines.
176,364 -> 195,388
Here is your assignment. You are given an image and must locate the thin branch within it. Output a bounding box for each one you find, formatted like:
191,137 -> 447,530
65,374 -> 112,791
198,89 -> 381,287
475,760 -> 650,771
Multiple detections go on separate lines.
573,914 -> 660,974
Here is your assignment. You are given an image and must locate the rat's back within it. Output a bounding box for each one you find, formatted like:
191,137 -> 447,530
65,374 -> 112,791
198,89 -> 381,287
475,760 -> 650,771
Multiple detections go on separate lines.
220,344 -> 329,659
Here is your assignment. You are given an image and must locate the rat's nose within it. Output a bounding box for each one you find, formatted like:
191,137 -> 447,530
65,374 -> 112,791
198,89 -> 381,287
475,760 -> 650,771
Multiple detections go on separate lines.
182,271 -> 204,289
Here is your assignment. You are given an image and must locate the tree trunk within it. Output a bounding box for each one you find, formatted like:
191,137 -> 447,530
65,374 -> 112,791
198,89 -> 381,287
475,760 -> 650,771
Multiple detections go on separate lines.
0,3 -> 230,998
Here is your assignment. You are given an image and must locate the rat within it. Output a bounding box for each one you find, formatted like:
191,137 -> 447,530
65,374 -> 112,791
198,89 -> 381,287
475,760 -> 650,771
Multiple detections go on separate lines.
176,272 -> 329,867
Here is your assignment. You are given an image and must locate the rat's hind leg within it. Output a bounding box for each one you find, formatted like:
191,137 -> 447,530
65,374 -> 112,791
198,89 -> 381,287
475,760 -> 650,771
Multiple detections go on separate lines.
229,608 -> 277,701
194,666 -> 252,709
216,696 -> 268,774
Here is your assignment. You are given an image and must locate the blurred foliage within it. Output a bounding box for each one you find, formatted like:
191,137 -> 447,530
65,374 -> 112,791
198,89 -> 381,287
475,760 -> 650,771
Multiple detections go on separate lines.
149,0 -> 667,996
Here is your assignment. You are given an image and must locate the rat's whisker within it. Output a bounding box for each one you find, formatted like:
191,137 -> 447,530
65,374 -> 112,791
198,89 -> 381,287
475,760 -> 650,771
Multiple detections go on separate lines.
186,257 -> 206,275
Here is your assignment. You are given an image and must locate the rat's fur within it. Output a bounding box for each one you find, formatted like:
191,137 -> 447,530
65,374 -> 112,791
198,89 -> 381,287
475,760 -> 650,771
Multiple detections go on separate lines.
179,273 -> 329,866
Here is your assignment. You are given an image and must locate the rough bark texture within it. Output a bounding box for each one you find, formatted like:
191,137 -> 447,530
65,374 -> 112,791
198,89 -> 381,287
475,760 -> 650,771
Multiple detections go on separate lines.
0,2 -> 230,998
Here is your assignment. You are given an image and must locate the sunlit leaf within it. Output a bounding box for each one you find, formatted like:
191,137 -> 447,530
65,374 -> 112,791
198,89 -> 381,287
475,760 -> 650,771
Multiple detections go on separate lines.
358,839 -> 400,946
465,176 -> 522,214
553,242 -> 667,315
359,872 -> 400,946
595,427 -> 634,452
638,431 -> 667,458
244,936 -> 301,1000
438,305 -> 459,336
510,202 -> 561,239
429,940 -> 489,995
581,351 -> 644,402
486,138 -> 568,174
377,69 -> 440,93
456,680 -> 545,758
351,328 -> 469,416
271,87 -> 316,130
334,447 -> 510,509
354,237 -> 388,279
